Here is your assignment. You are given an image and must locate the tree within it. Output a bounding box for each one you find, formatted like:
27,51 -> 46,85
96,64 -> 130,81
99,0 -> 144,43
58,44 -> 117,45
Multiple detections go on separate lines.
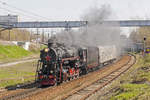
129,27 -> 150,46
0,28 -> 30,41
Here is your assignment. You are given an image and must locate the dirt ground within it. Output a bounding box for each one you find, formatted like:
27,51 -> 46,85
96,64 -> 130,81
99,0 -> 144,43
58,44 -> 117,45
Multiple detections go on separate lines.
22,56 -> 129,100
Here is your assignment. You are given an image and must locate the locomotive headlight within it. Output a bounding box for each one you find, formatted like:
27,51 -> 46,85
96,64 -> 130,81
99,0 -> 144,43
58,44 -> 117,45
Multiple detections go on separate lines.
45,48 -> 49,52
50,70 -> 53,73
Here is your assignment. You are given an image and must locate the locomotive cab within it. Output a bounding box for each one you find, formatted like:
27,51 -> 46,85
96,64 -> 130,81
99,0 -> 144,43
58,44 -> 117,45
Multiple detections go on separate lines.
78,48 -> 88,75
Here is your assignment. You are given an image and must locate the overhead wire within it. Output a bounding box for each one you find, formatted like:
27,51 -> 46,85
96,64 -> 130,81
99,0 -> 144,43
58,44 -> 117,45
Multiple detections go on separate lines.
0,0 -> 51,21
0,6 -> 42,21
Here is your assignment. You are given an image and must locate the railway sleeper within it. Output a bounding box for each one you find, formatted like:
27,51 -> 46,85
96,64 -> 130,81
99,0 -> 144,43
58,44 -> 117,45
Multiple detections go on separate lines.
97,79 -> 108,83
77,89 -> 92,94
112,71 -> 122,75
118,68 -> 127,71
104,75 -> 115,79
106,75 -> 116,79
92,82 -> 102,85
108,74 -> 117,77
86,85 -> 100,90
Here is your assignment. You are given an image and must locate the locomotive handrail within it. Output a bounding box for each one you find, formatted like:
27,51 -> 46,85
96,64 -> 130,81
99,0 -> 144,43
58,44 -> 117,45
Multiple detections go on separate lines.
62,56 -> 80,62
35,60 -> 42,82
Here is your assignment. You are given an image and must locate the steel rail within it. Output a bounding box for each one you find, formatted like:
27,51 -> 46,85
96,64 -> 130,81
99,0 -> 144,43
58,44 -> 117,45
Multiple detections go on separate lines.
63,54 -> 136,100
0,55 -> 134,100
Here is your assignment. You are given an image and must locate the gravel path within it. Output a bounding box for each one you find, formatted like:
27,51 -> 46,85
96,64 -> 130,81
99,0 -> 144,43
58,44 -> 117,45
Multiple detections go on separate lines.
0,58 -> 38,67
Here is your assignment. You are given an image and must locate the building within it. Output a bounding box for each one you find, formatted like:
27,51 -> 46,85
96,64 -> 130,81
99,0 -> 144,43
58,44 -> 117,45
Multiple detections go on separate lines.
0,14 -> 18,22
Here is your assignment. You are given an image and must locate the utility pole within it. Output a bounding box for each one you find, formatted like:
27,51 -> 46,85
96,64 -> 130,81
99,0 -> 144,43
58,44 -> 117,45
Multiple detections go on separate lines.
0,31 -> 1,40
30,30 -> 32,42
36,28 -> 39,43
8,20 -> 11,41
48,33 -> 49,39
8,29 -> 11,41
42,29 -> 44,42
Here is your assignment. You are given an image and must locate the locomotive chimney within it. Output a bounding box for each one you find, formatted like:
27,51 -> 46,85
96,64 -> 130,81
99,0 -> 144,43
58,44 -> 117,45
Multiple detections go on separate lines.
48,35 -> 57,47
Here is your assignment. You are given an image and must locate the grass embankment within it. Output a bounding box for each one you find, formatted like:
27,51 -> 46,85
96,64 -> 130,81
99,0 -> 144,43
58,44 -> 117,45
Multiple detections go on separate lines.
0,61 -> 37,88
0,44 -> 46,88
0,45 -> 31,60
109,54 -> 150,100
0,44 -> 44,63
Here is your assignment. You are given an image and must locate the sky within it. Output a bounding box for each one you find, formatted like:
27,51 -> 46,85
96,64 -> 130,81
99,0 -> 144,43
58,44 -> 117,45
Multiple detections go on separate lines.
1,0 -> 150,21
0,0 -> 150,36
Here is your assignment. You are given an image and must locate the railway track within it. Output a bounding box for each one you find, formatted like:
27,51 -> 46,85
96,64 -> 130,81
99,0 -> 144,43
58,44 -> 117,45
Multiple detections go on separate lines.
0,82 -> 40,100
0,54 -> 135,100
63,54 -> 136,100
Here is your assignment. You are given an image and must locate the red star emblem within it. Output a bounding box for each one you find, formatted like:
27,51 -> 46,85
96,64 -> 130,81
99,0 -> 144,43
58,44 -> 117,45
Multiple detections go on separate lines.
46,56 -> 51,61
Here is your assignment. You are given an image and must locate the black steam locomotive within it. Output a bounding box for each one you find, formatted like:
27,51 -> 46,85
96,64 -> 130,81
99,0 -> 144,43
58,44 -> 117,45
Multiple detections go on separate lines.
36,38 -> 117,86
36,39 -> 87,86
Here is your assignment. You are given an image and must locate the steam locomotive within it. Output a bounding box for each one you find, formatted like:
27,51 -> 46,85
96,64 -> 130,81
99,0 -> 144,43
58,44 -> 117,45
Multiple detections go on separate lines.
36,38 -> 117,86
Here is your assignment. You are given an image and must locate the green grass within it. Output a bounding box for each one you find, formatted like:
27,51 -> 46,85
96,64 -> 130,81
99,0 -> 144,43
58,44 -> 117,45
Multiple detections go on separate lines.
0,45 -> 32,61
109,54 -> 150,100
111,84 -> 149,100
0,61 -> 37,87
0,44 -> 45,63
0,44 -> 43,88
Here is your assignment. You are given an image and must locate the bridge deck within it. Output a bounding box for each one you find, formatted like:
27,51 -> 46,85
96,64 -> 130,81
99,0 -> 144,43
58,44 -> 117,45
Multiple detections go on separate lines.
0,20 -> 150,28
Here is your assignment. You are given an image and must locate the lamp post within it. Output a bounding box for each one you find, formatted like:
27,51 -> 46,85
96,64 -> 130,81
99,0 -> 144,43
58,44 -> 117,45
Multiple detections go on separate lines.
143,36 -> 146,56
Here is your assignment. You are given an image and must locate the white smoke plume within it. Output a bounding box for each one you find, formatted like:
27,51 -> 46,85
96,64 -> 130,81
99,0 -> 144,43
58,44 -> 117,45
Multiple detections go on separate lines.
55,4 -> 121,51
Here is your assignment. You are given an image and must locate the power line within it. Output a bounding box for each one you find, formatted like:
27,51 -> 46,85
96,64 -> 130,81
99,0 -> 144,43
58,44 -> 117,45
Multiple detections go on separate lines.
0,1 -> 51,21
0,7 -> 41,21
0,1 -> 49,20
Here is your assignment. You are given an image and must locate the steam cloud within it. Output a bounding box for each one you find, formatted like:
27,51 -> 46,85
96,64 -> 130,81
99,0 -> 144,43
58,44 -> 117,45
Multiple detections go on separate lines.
55,4 -> 121,53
